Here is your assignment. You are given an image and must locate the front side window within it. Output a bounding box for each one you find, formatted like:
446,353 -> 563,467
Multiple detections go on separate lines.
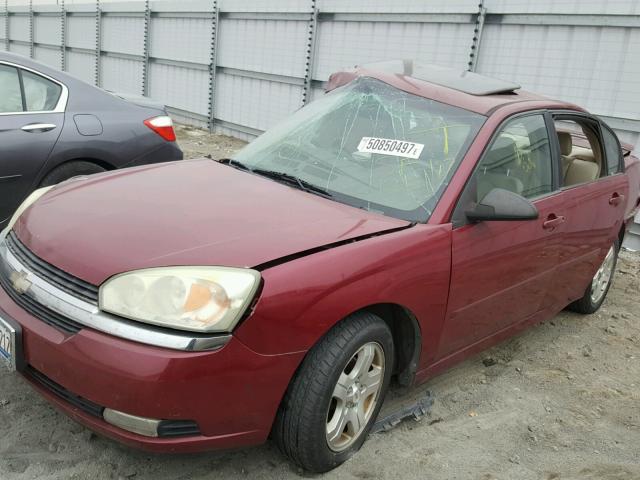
601,124 -> 623,175
0,64 -> 23,113
232,77 -> 485,222
452,113 -> 553,227
473,114 -> 553,203
22,70 -> 62,111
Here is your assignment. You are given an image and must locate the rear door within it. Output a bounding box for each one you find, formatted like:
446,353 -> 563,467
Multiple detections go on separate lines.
438,112 -> 566,358
0,62 -> 66,223
548,113 -> 628,306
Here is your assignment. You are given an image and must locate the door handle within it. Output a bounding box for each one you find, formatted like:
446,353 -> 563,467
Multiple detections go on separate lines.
21,123 -> 57,133
543,213 -> 565,230
609,192 -> 624,206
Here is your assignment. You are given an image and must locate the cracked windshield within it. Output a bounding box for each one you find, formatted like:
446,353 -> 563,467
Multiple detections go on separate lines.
233,77 -> 485,221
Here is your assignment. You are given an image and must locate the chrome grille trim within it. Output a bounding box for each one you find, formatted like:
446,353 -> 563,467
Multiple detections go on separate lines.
0,230 -> 230,351
0,269 -> 82,334
6,231 -> 99,304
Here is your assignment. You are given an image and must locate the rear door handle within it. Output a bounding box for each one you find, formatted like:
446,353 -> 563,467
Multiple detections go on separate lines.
609,192 -> 624,206
543,213 -> 565,230
21,123 -> 57,133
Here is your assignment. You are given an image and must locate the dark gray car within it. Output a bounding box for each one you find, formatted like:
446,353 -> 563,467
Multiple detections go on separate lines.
0,52 -> 183,228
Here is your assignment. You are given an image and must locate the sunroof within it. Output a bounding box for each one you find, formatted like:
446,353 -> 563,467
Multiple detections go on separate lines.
358,60 -> 521,96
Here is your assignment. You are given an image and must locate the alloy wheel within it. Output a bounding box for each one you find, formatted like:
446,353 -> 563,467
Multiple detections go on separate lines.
590,245 -> 615,304
325,342 -> 385,452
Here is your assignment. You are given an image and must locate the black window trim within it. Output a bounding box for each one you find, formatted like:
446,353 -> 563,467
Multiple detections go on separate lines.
450,109 -> 560,228
549,109 -> 614,190
599,120 -> 625,175
17,68 -> 27,112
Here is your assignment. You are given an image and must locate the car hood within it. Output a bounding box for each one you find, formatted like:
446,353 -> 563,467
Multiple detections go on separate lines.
14,159 -> 409,286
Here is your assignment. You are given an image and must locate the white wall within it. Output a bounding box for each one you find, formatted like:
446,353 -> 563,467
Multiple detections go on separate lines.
1,0 -> 639,149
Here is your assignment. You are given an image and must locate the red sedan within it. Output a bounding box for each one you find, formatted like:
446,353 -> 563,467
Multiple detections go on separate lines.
1,61 -> 639,472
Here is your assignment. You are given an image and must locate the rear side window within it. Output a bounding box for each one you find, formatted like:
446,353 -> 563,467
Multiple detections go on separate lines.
601,124 -> 623,175
553,118 -> 604,186
22,70 -> 62,111
0,64 -> 23,113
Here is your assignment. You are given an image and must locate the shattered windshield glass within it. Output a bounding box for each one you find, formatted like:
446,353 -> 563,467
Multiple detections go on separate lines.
232,77 -> 486,222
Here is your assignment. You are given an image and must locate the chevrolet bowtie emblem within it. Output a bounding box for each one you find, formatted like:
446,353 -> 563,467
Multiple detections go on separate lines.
9,270 -> 31,295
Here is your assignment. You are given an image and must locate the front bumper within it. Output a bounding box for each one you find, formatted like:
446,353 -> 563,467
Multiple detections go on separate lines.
0,264 -> 303,453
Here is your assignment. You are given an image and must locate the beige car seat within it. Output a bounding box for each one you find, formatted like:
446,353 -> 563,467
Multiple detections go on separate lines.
558,131 -> 574,177
565,158 -> 599,186
558,131 -> 599,186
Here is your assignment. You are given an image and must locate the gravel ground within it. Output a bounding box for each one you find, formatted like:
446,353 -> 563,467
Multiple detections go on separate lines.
173,124 -> 247,160
1,127 -> 639,480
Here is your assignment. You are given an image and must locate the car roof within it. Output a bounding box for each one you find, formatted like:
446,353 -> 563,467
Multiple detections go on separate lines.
0,51 -> 167,112
0,51 -> 59,77
0,51 -> 92,90
326,60 -> 584,116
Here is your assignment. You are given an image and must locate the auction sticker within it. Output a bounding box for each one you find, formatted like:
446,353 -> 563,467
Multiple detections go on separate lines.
357,137 -> 424,159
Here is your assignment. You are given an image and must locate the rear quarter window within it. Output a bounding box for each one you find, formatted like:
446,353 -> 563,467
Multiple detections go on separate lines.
22,70 -> 62,112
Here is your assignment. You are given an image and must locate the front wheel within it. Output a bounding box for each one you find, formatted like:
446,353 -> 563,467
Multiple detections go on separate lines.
568,239 -> 619,314
273,312 -> 394,473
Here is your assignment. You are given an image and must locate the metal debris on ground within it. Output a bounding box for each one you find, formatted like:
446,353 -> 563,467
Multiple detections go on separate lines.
370,391 -> 434,434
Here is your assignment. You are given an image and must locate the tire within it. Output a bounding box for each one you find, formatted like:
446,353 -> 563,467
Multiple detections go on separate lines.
39,161 -> 106,187
568,238 -> 620,314
273,311 -> 394,473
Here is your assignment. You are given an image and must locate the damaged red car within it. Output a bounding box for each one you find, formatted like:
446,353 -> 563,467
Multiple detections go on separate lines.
1,61 -> 639,472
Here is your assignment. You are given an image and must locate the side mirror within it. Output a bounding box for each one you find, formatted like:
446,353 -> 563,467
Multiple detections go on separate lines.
465,188 -> 538,222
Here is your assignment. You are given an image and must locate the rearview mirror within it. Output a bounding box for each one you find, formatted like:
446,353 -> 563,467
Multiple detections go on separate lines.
465,188 -> 538,222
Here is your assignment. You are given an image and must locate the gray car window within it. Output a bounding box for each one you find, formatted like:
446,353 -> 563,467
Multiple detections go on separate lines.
0,64 -> 23,113
22,70 -> 62,111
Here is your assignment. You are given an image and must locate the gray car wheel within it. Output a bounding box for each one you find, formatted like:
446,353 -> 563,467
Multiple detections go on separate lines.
39,160 -> 106,187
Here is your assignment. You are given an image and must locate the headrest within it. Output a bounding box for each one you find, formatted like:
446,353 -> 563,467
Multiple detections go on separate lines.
558,131 -> 573,156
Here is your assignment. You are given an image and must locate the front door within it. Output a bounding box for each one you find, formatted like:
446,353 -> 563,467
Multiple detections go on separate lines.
0,62 -> 65,223
438,113 -> 564,359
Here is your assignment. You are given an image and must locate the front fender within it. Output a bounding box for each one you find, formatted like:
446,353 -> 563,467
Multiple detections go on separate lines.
234,223 -> 452,371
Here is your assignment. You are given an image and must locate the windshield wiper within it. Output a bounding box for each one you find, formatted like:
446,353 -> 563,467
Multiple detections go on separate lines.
217,158 -> 251,171
251,168 -> 333,198
217,159 -> 332,198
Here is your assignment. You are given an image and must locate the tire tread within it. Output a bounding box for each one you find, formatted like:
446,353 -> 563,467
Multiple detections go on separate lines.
567,239 -> 619,314
39,161 -> 106,187
273,311 -> 392,472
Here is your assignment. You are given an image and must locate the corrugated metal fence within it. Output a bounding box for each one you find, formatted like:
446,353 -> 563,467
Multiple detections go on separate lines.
1,0 -> 639,149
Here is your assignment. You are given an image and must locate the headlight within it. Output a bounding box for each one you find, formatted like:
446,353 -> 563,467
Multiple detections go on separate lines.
5,186 -> 55,232
99,267 -> 261,333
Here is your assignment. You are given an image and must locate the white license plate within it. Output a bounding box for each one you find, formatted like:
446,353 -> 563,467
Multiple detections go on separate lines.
0,315 -> 16,372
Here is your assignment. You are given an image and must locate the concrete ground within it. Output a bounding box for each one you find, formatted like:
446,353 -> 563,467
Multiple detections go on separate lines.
0,126 -> 639,480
